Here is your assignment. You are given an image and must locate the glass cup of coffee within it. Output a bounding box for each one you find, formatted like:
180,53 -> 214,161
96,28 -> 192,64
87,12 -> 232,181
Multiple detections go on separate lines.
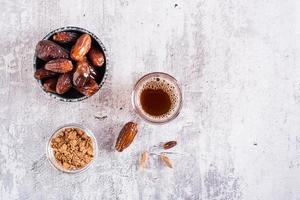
132,72 -> 182,124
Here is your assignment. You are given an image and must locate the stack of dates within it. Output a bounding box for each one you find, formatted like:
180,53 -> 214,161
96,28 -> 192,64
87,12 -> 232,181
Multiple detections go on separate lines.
34,32 -> 105,97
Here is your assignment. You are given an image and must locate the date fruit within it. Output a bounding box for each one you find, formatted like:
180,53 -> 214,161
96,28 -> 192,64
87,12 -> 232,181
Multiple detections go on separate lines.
56,73 -> 72,94
115,122 -> 138,152
35,40 -> 69,61
71,34 -> 91,61
52,32 -> 79,44
45,59 -> 73,73
43,78 -> 57,93
34,68 -> 57,80
89,65 -> 99,80
75,78 -> 99,97
162,141 -> 177,150
87,46 -> 105,67
73,58 -> 90,87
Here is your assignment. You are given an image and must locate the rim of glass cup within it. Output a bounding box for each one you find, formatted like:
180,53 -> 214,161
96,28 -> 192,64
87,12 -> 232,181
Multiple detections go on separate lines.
46,123 -> 98,174
131,72 -> 183,124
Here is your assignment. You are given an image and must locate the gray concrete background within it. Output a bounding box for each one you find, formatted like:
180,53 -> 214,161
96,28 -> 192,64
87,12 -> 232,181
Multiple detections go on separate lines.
1,0 -> 300,199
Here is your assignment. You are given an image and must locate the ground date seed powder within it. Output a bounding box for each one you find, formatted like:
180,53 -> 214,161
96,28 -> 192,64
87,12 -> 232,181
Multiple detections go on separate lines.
51,128 -> 94,170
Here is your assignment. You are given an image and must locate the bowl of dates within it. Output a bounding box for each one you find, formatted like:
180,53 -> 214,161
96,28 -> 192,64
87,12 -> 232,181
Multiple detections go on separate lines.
34,27 -> 108,102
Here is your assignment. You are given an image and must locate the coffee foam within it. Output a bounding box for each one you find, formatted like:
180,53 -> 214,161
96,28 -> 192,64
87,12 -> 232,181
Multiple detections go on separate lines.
137,77 -> 180,119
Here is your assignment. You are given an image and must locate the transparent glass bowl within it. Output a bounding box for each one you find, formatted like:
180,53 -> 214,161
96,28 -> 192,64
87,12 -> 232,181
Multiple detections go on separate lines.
46,123 -> 98,174
131,72 -> 183,124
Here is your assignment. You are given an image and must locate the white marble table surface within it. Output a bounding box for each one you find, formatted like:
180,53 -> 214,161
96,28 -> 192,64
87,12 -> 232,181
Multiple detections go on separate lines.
1,0 -> 300,199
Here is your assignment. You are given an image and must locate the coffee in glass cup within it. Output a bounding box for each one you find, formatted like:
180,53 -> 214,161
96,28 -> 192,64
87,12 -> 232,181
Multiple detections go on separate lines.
132,72 -> 182,124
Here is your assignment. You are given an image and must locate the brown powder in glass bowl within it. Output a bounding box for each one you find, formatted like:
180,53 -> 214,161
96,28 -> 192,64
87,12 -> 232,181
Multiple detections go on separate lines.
50,127 -> 94,170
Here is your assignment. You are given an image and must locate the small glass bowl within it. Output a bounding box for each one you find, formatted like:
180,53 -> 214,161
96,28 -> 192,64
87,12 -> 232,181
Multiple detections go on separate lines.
46,124 -> 98,174
131,72 -> 183,124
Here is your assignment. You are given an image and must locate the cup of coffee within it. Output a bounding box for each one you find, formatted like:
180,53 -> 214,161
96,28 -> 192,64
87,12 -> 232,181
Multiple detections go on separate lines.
132,72 -> 182,124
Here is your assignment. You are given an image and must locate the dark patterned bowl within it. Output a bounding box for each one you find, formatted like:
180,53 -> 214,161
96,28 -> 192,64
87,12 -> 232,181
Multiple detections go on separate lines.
34,26 -> 108,102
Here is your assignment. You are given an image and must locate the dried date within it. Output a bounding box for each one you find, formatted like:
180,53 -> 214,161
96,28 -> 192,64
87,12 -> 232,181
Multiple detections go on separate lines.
52,32 -> 79,44
43,78 -> 57,93
89,65 -> 99,80
162,141 -> 177,150
87,46 -> 105,67
56,73 -> 72,94
45,59 -> 73,73
71,34 -> 92,61
115,122 -> 138,152
75,78 -> 99,97
34,68 -> 57,80
35,40 -> 69,61
73,58 -> 90,87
